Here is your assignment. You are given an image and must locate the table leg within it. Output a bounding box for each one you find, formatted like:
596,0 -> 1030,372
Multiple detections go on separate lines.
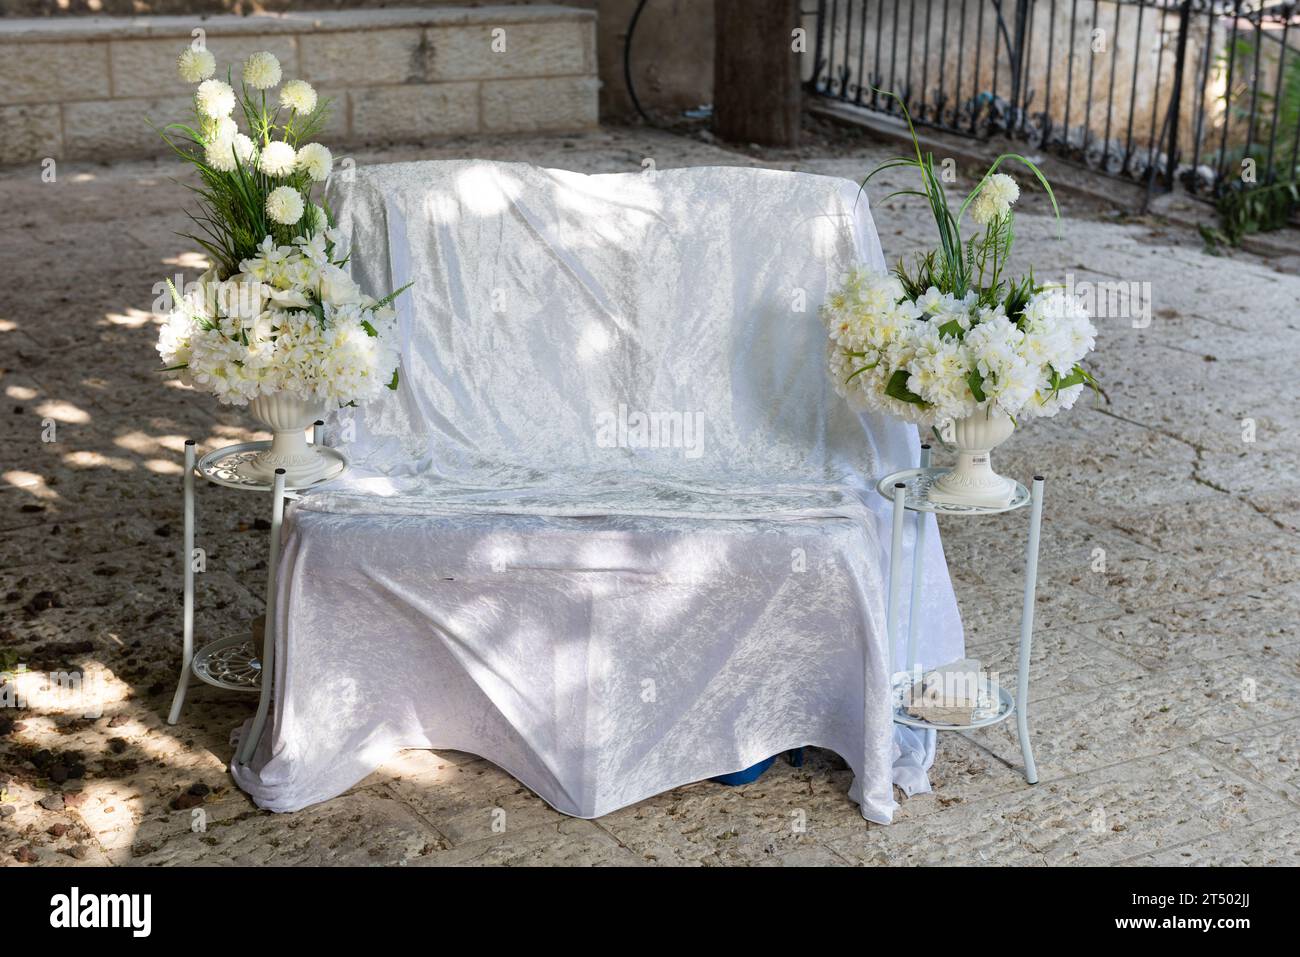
886,481 -> 907,680
905,445 -> 931,676
1016,475 -> 1045,785
167,440 -> 197,726
238,468 -> 287,765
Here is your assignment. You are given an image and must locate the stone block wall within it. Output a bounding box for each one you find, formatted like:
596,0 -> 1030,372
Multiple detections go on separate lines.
0,5 -> 600,166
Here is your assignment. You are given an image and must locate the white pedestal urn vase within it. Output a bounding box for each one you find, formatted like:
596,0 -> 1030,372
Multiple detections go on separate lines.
929,407 -> 1017,508
237,393 -> 332,486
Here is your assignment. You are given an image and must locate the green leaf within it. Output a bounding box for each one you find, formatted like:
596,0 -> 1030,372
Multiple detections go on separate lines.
844,359 -> 879,383
1049,366 -> 1089,391
386,368 -> 400,391
361,319 -> 378,337
860,88 -> 969,296
369,281 -> 414,313
163,277 -> 184,311
966,368 -> 987,402
884,369 -> 927,405
936,319 -> 965,339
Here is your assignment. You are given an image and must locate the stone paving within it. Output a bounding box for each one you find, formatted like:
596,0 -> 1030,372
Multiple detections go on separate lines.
1,125 -> 1297,866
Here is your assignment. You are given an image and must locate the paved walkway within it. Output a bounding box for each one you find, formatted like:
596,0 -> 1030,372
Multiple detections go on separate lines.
1,127 -> 1297,865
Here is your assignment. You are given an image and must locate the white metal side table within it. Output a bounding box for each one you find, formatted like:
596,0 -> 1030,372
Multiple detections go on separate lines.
877,444 -> 1044,785
167,425 -> 348,765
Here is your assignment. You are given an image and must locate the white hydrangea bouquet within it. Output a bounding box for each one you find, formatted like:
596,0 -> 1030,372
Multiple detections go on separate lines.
824,95 -> 1097,507
153,45 -> 409,484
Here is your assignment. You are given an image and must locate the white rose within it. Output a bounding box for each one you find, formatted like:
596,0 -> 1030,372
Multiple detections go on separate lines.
242,51 -> 282,90
279,79 -> 318,114
267,286 -> 311,309
266,186 -> 305,225
258,140 -> 297,177
177,47 -> 216,83
195,79 -> 235,119
295,142 -> 332,182
318,264 -> 361,306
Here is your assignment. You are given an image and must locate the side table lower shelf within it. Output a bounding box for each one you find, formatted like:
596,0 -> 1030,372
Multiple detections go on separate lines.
191,634 -> 263,693
891,680 -> 1015,732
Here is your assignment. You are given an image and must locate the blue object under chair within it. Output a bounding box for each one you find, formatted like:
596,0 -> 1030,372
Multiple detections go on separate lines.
711,748 -> 805,786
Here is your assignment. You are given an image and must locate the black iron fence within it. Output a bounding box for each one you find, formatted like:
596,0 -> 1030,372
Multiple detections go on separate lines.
805,0 -> 1300,198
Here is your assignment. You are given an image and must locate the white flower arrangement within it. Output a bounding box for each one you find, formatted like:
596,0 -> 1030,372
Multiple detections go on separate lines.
154,46 -> 410,407
825,271 -> 1095,425
157,234 -> 403,407
823,94 -> 1097,429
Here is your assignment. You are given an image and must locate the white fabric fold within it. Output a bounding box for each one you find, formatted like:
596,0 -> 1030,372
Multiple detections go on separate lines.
230,160 -> 963,824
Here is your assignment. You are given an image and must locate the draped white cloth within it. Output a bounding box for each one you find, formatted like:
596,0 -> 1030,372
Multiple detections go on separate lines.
230,160 -> 964,823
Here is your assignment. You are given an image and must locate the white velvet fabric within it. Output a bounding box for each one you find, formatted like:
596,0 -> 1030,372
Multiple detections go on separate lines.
230,160 -> 964,824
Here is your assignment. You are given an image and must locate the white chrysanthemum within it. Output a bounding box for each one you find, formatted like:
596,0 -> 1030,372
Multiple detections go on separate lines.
242,51 -> 282,90
194,79 -> 235,118
266,186 -> 305,225
258,140 -> 297,177
279,79 -> 318,114
970,173 -> 1020,225
295,142 -> 332,182
177,47 -> 216,83
232,132 -> 256,163
204,137 -> 239,173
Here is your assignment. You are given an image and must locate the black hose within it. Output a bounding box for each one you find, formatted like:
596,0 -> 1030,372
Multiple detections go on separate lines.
624,0 -> 653,125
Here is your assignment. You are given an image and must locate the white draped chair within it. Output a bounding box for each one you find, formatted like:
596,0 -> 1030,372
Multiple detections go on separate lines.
231,160 -> 963,824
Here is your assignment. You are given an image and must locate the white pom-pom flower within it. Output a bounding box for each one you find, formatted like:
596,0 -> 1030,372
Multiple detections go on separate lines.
232,133 -> 256,164
258,140 -> 297,177
295,142 -> 332,182
194,79 -> 235,119
204,115 -> 237,143
266,186 -> 305,225
177,47 -> 216,83
242,51 -> 282,90
279,79 -> 318,114
204,137 -> 239,173
969,173 -> 1021,225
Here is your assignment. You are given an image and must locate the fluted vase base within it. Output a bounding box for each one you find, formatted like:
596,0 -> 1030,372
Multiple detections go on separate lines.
929,409 -> 1016,508
236,394 -> 331,486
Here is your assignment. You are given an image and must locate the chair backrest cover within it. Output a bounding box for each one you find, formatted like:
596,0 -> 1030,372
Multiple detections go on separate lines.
326,159 -> 898,491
